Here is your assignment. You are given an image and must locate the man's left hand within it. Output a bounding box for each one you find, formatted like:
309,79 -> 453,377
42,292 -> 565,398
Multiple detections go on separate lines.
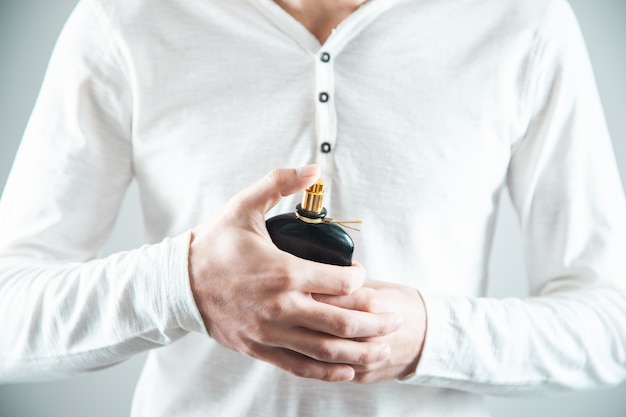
313,280 -> 427,383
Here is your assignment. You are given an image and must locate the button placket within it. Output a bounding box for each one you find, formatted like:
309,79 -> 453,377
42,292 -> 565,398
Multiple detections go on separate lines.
315,50 -> 337,164
320,142 -> 332,153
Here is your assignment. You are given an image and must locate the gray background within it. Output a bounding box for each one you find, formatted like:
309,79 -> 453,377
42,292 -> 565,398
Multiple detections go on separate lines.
0,0 -> 624,416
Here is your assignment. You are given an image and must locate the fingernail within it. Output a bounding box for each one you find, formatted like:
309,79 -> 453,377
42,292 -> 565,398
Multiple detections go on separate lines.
296,164 -> 319,177
339,367 -> 355,381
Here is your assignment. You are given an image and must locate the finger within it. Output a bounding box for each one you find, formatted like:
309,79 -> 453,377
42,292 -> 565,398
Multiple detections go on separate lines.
312,287 -> 389,313
251,291 -> 400,340
247,343 -> 356,382
291,295 -> 402,339
257,326 -> 392,366
351,365 -> 407,384
237,165 -> 320,214
288,258 -> 366,296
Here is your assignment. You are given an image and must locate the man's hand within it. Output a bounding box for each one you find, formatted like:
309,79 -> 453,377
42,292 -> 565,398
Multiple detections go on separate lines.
188,166 -> 402,382
314,280 -> 427,383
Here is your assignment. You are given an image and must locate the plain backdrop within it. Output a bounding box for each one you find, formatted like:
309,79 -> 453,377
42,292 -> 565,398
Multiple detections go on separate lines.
0,1 -> 624,416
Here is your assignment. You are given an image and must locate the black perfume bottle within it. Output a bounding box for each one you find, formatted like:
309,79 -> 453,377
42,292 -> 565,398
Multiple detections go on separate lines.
266,179 -> 355,266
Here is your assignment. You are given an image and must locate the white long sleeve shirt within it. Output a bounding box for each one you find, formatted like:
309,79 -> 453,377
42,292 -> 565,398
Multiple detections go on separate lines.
1,0 -> 625,415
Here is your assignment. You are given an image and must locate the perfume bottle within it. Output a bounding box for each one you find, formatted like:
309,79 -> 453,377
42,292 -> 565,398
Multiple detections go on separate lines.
266,179 -> 356,266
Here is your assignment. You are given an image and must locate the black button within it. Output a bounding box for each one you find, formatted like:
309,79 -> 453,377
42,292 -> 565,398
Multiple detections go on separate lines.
320,52 -> 331,63
320,142 -> 332,153
319,92 -> 329,103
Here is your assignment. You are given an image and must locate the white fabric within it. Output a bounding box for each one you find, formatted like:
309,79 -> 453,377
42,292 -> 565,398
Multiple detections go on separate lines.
1,0 -> 625,415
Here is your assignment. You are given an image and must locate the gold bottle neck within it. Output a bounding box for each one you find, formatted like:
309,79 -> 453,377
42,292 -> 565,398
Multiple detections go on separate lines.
296,178 -> 362,231
301,179 -> 325,214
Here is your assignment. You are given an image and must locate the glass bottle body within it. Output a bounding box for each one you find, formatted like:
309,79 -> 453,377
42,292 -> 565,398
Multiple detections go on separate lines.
266,210 -> 354,266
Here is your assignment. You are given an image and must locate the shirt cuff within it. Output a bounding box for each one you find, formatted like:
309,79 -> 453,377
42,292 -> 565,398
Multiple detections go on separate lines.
398,291 -> 462,387
161,230 -> 208,335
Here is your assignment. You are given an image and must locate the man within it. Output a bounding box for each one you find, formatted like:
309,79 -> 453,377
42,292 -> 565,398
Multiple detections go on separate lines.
1,0 -> 625,416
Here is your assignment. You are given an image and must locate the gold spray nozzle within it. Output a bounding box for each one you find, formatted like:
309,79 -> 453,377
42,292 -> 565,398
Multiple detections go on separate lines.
301,179 -> 325,214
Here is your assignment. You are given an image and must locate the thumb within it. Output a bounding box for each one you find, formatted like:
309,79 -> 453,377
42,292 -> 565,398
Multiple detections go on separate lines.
238,165 -> 320,214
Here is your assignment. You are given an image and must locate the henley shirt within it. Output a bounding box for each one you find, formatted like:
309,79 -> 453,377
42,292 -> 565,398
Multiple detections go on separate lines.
1,0 -> 625,416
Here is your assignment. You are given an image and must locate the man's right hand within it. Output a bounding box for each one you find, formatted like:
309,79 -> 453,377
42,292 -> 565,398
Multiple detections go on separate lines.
188,165 -> 402,382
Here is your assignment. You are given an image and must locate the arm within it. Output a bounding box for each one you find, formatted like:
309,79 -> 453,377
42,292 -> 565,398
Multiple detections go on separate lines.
0,0 -> 400,382
0,0 -> 205,381
318,0 -> 626,392
408,1 -> 626,393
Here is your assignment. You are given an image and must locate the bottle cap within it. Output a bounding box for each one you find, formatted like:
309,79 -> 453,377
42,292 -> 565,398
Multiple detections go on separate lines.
301,179 -> 325,214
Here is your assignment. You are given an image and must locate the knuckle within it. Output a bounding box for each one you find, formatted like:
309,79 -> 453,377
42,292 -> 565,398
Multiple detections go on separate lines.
314,341 -> 338,361
338,265 -> 365,295
376,325 -> 388,338
361,289 -> 382,312
252,327 -> 272,345
321,367 -> 344,382
335,317 -> 358,337
269,266 -> 295,291
375,319 -> 394,337
286,364 -> 308,379
338,277 -> 354,295
258,299 -> 285,321
353,372 -> 375,384
281,270 -> 297,290
285,362 -> 347,382
265,168 -> 283,189
358,348 -> 375,365
287,365 -> 332,382
239,338 -> 258,359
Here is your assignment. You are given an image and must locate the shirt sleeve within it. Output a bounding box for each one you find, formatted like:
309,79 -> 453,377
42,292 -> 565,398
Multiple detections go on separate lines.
0,0 -> 205,383
402,0 -> 626,394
